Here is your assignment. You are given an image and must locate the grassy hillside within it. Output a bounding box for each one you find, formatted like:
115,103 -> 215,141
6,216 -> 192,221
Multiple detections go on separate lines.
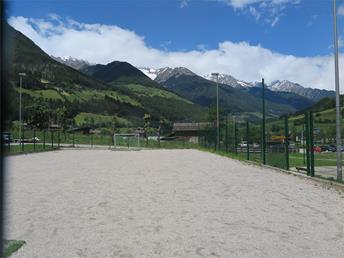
5,24 -> 206,129
81,61 -> 207,123
244,87 -> 314,111
160,73 -> 297,120
81,61 -> 162,88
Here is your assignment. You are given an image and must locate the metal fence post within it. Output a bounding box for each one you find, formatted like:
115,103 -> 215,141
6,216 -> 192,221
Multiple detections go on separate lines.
309,111 -> 315,177
21,126 -> 24,152
33,129 -> 36,152
246,122 -> 250,160
262,78 -> 266,165
305,112 -> 311,176
73,132 -> 75,147
302,124 -> 306,165
58,131 -> 60,148
91,134 -> 94,148
51,131 -> 54,148
43,130 -> 46,149
225,116 -> 229,152
234,122 -> 238,154
284,116 -> 289,170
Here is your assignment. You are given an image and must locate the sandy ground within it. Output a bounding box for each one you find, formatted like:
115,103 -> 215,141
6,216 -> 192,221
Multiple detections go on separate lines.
4,149 -> 344,258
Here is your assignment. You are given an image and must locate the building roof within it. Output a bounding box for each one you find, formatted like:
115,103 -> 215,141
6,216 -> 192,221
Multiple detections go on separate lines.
172,122 -> 213,132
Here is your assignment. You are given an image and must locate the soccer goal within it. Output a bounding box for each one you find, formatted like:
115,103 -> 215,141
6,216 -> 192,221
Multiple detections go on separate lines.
113,133 -> 140,149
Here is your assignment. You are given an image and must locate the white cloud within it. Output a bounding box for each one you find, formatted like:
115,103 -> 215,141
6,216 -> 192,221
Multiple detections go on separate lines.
222,0 -> 300,26
338,5 -> 344,16
248,6 -> 261,21
8,15 -> 343,91
180,0 -> 188,8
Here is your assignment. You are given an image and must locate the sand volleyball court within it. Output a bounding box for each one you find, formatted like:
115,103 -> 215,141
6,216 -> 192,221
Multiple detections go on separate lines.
4,149 -> 344,257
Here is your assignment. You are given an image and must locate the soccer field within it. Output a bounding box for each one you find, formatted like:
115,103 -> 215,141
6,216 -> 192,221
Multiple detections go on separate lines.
4,149 -> 344,257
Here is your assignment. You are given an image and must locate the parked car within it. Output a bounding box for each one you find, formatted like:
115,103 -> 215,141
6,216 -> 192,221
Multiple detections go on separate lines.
320,145 -> 330,152
240,141 -> 247,148
329,145 -> 336,152
31,137 -> 40,143
2,132 -> 12,144
16,137 -> 40,143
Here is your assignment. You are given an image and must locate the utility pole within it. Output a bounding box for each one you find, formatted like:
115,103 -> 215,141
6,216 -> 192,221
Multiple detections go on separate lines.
262,78 -> 266,164
333,0 -> 342,181
212,73 -> 220,150
18,73 -> 26,143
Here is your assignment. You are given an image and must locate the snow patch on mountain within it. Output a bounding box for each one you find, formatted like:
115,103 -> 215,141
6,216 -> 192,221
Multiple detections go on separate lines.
203,73 -> 253,88
154,67 -> 196,84
51,56 -> 92,70
268,80 -> 304,92
138,67 -> 169,80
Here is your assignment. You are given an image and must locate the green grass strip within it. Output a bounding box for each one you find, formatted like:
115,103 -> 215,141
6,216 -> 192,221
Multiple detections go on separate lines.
3,240 -> 26,257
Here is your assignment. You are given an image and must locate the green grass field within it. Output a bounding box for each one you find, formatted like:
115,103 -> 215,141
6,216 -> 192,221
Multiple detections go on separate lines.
289,152 -> 341,167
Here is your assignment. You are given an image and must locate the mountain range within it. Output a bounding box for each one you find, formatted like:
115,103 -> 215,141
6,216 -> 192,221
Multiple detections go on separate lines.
4,23 -> 205,129
51,56 -> 91,70
6,22 -> 337,129
51,48 -> 335,107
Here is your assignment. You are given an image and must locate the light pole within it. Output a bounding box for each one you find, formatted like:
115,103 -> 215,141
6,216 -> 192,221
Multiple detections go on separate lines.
333,0 -> 342,181
18,73 -> 26,142
211,73 -> 220,150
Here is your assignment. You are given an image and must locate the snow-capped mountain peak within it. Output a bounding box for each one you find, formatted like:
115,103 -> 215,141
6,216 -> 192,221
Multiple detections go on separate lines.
138,66 -> 197,84
138,67 -> 170,80
51,55 -> 92,70
203,73 -> 253,88
268,80 -> 303,92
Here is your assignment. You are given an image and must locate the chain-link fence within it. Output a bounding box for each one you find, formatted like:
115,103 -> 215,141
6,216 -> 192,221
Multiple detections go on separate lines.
199,110 -> 343,182
4,128 -> 116,154
5,109 -> 343,183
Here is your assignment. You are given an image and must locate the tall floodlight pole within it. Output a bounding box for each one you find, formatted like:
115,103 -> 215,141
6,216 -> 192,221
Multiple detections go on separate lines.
262,78 -> 266,165
212,73 -> 220,150
18,73 -> 26,142
333,0 -> 342,181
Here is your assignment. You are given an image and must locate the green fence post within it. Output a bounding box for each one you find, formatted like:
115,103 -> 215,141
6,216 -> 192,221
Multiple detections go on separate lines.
43,130 -> 46,149
309,111 -> 315,177
246,122 -> 250,160
73,132 -> 75,147
262,78 -> 266,165
58,131 -> 60,148
225,116 -> 229,152
302,124 -> 306,165
21,127 -> 24,152
305,112 -> 311,176
284,116 -> 289,170
234,122 -> 238,154
51,131 -> 54,148
91,134 -> 94,148
33,130 -> 36,152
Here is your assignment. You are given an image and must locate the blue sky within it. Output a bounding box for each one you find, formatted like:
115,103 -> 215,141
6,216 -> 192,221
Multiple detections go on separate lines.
5,0 -> 344,89
7,0 -> 343,56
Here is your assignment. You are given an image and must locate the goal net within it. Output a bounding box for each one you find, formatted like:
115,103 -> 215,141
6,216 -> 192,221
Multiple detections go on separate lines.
113,133 -> 140,149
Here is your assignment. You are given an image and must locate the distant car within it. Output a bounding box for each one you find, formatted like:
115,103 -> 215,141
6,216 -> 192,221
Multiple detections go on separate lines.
329,145 -> 336,152
320,146 -> 330,152
16,137 -> 40,143
2,132 -> 12,144
240,141 -> 247,148
31,137 -> 40,143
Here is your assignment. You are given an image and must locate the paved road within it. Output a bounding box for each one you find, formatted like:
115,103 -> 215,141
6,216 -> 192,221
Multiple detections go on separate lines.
5,149 -> 344,257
